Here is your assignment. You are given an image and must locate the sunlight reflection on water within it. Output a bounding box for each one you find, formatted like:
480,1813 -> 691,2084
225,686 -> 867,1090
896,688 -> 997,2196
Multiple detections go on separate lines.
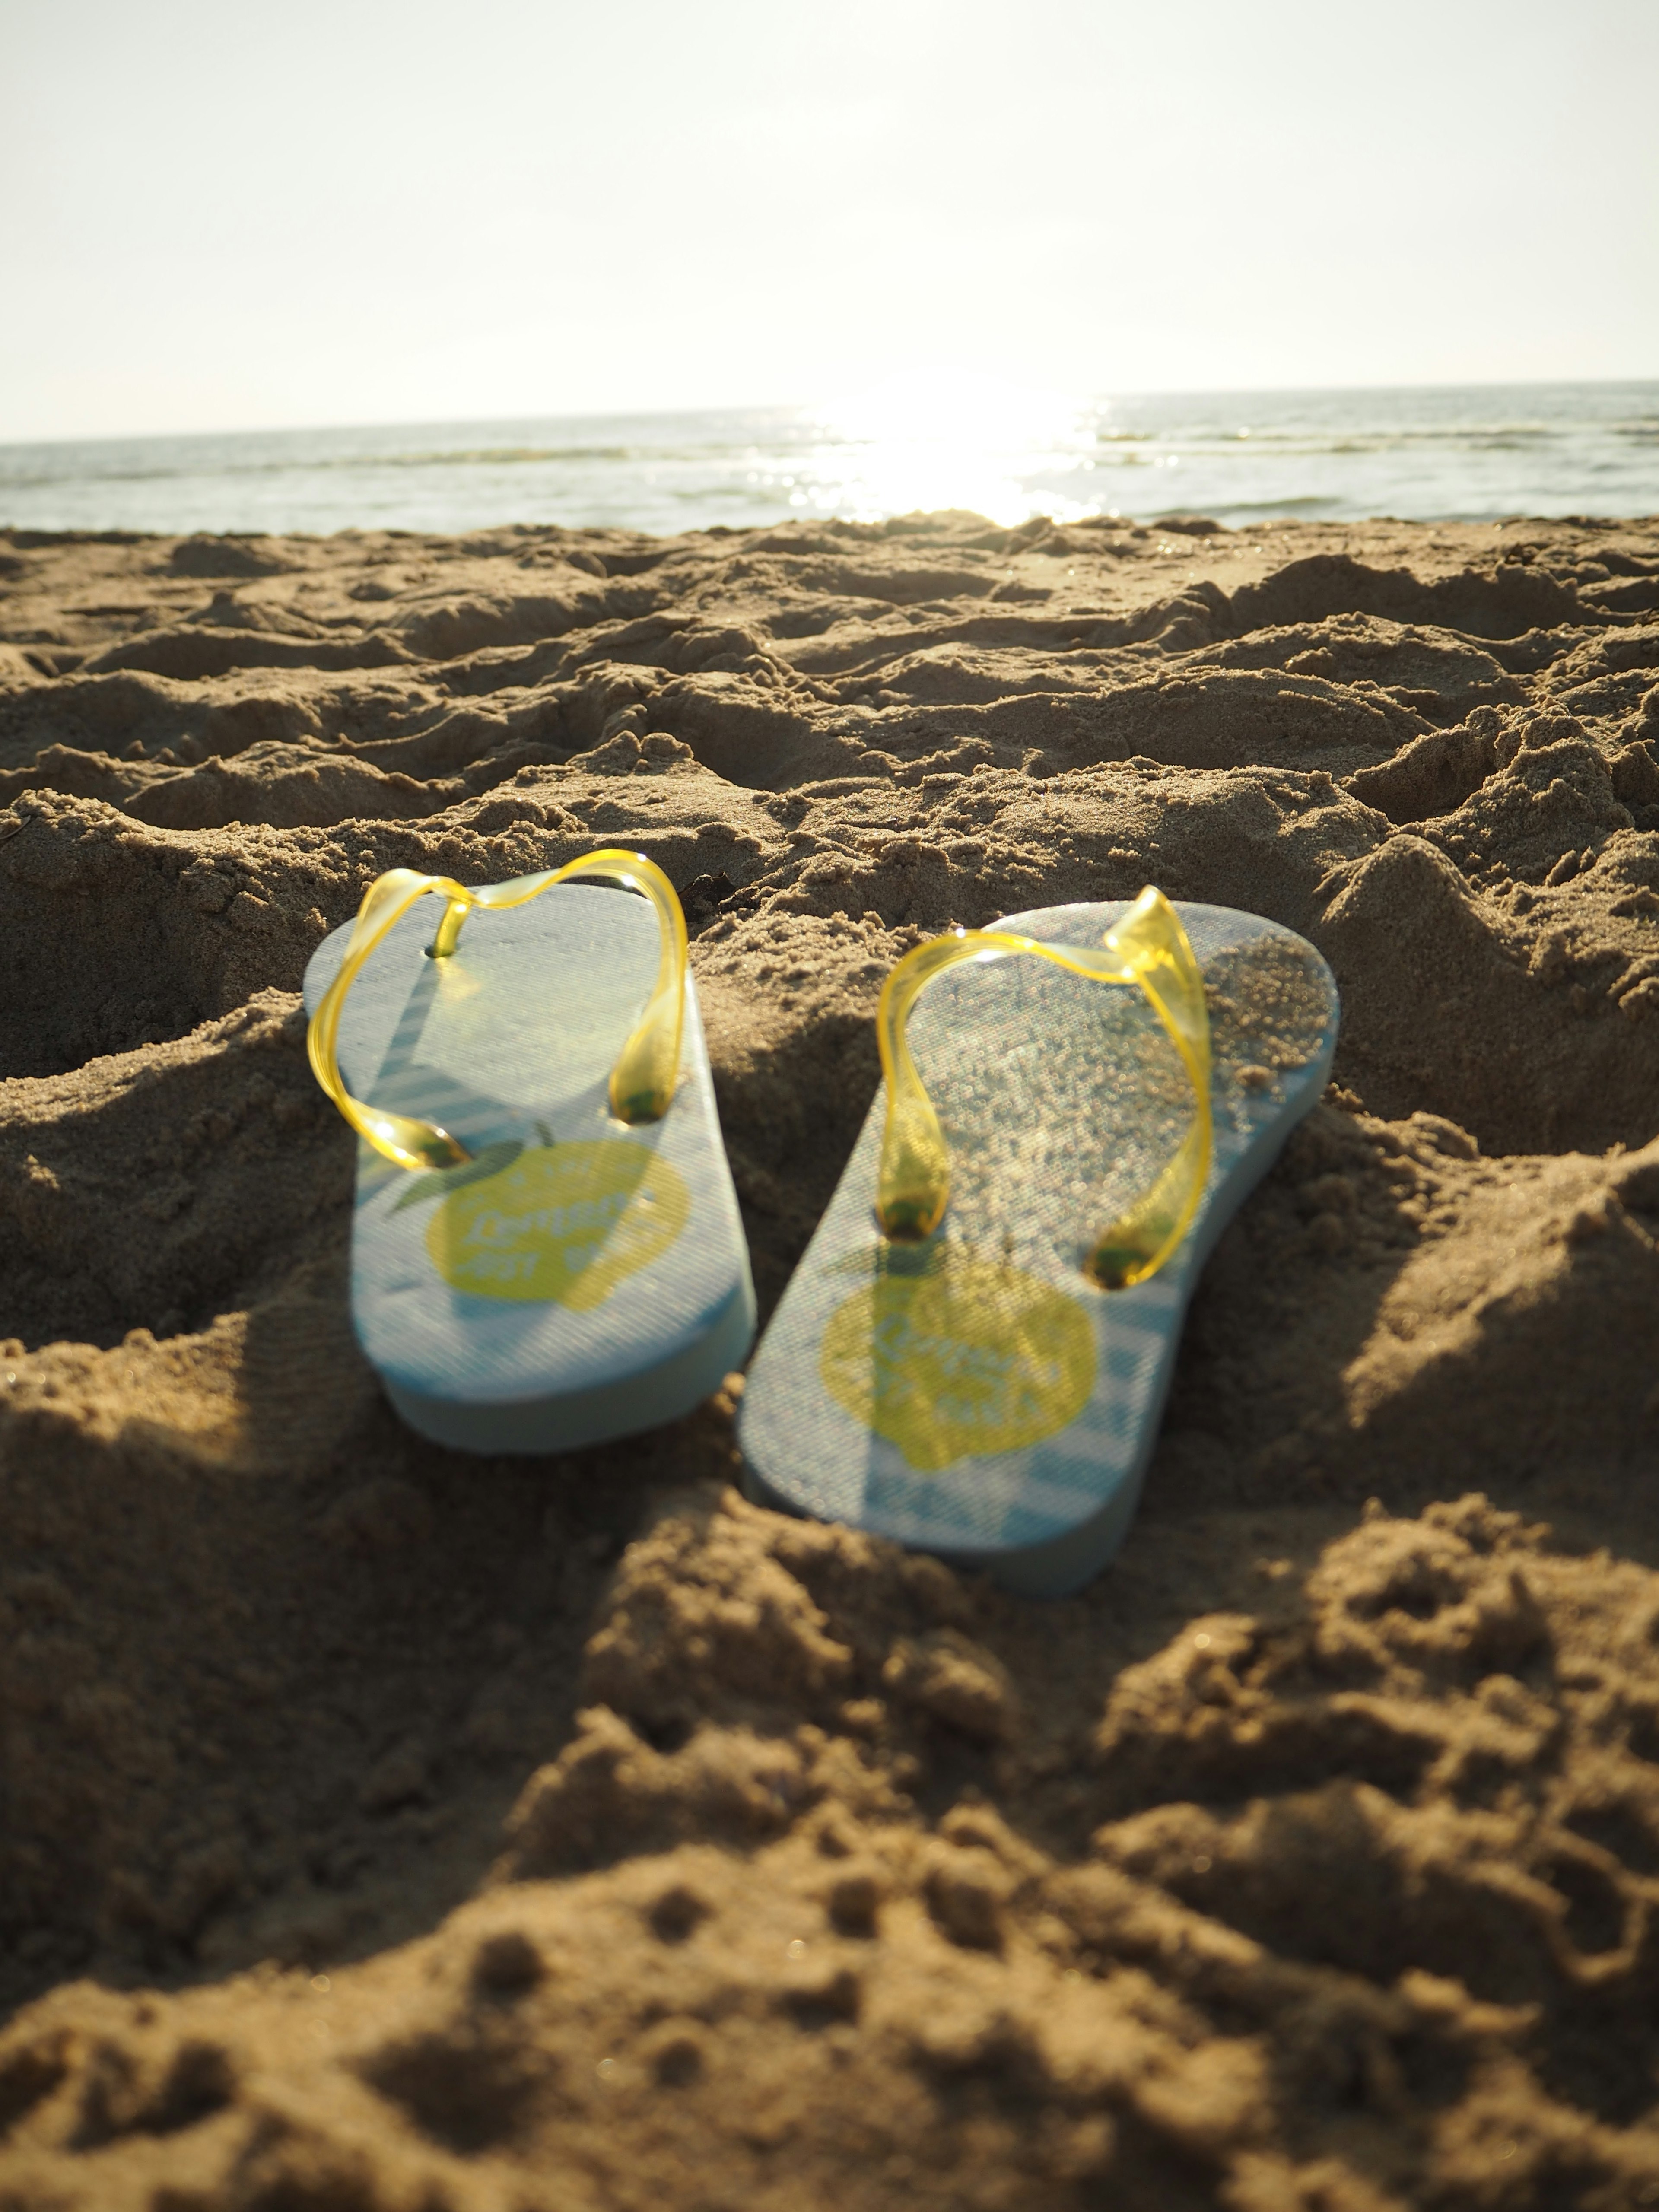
2,381 -> 1655,534
800,370 -> 1093,525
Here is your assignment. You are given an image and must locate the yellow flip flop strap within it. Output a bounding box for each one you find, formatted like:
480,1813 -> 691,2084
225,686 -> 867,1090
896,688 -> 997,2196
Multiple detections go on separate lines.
306,848 -> 689,1172
874,885 -> 1212,1290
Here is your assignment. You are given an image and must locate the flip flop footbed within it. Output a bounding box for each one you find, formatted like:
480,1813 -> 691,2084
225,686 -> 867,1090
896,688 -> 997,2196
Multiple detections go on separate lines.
302,884 -> 754,1452
738,901 -> 1338,1597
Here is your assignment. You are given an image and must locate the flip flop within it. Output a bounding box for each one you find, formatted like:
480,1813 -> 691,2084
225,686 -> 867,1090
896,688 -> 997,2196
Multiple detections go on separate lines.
302,849 -> 754,1454
737,890 -> 1338,1598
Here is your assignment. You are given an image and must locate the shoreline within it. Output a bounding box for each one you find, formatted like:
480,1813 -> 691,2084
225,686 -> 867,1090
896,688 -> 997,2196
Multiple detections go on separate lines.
4,378 -> 1656,539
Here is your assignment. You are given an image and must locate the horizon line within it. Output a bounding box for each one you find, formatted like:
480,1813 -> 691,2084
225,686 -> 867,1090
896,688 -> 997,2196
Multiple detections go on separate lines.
3,372 -> 1657,457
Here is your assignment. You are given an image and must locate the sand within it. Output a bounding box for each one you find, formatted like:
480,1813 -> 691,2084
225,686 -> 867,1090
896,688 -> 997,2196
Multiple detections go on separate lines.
3,507 -> 1659,2209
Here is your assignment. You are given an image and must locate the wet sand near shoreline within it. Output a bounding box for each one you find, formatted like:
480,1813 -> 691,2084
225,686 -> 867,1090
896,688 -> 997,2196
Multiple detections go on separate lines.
3,508 -> 1659,2207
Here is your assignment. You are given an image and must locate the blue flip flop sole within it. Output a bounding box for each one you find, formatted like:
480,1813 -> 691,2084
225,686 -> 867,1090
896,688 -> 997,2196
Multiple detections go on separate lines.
303,883 -> 755,1454
737,900 -> 1338,1597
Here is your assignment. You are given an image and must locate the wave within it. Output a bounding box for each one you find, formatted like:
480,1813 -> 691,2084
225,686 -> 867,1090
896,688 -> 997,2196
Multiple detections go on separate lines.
3,383 -> 1656,534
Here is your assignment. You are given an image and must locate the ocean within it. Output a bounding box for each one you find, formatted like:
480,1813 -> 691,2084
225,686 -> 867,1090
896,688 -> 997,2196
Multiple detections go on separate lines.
1,381 -> 1655,539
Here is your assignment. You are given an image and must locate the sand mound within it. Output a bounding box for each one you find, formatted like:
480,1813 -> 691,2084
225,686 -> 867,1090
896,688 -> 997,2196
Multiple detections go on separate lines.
3,510 -> 1659,2208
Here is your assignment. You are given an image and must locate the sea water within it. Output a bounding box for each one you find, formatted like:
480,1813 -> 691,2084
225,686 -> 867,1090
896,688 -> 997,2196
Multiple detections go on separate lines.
1,382 -> 1655,538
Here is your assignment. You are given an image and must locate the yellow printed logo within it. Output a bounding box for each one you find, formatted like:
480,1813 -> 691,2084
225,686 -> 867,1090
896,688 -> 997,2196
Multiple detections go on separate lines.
428,1141 -> 689,1308
819,1252 -> 1095,1473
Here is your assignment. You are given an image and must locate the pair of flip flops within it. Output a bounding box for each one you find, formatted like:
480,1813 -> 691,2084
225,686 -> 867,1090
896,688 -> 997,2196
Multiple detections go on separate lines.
303,859 -> 1338,1595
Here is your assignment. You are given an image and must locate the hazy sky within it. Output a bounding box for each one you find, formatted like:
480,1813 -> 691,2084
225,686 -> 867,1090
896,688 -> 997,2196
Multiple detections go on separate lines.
2,0 -> 1655,443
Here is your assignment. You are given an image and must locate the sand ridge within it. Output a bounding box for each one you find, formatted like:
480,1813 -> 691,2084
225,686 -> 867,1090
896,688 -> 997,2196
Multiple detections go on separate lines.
3,510 -> 1659,2206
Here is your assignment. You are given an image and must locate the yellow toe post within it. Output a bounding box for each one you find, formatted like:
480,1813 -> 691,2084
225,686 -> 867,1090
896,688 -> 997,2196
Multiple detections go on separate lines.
874,886 -> 1212,1290
306,849 -> 689,1173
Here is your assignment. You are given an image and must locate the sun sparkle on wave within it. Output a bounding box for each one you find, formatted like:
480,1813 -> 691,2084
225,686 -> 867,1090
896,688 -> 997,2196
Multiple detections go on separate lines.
795,367 -> 1100,526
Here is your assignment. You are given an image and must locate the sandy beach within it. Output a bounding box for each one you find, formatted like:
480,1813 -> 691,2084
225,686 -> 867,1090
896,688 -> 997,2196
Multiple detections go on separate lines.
5,506 -> 1659,2208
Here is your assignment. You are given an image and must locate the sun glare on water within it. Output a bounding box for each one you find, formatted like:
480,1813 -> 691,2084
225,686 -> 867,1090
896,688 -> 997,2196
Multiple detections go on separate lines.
791,369 -> 1097,527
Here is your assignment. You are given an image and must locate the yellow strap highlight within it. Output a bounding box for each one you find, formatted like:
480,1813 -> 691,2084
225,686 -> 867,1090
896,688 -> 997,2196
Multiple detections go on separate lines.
306,849 -> 689,1172
874,886 -> 1212,1291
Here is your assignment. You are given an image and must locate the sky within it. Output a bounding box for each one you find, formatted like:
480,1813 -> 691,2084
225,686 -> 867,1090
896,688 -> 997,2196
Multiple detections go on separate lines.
1,0 -> 1656,445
